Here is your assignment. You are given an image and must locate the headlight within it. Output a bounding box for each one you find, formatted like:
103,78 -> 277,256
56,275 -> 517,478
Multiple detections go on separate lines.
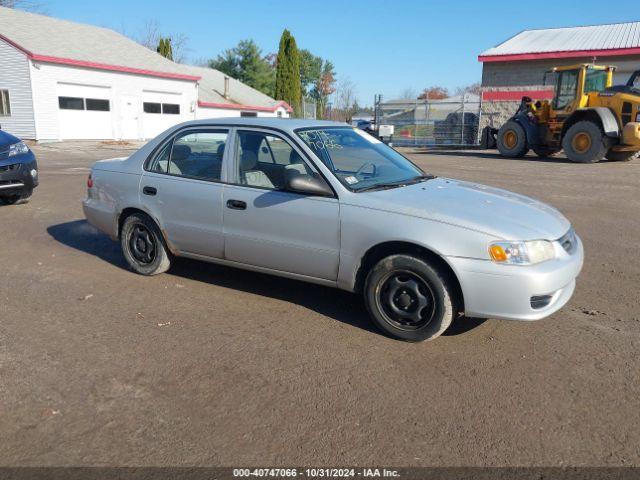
489,239 -> 555,265
8,141 -> 29,157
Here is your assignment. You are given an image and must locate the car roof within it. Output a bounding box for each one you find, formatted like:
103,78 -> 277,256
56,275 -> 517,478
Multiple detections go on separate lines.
176,117 -> 351,133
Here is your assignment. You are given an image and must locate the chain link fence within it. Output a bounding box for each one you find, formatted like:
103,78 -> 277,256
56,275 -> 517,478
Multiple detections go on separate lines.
298,98 -> 317,120
376,95 -> 481,147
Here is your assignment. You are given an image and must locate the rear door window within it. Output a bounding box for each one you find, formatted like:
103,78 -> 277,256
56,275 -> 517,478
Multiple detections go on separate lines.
148,129 -> 228,181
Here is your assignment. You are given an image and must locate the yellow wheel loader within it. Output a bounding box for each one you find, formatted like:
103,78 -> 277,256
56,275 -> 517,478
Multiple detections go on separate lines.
496,64 -> 640,163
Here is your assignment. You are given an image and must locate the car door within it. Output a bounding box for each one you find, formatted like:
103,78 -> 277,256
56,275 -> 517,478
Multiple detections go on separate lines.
140,127 -> 228,258
223,128 -> 340,281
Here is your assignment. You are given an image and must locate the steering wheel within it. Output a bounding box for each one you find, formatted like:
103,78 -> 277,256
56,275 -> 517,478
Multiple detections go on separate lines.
354,162 -> 377,179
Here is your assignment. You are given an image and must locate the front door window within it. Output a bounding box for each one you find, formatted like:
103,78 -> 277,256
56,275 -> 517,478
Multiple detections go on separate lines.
235,130 -> 318,190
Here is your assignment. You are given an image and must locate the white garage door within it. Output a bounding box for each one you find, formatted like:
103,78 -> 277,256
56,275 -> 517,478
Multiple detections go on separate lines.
57,83 -> 113,140
142,90 -> 183,139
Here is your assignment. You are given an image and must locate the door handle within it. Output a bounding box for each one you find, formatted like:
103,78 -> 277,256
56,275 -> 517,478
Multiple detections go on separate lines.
142,186 -> 157,196
226,199 -> 247,210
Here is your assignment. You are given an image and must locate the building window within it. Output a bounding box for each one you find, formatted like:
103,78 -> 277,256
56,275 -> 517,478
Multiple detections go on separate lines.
162,103 -> 180,115
0,90 -> 10,116
240,111 -> 258,117
86,98 -> 110,111
143,102 -> 161,114
277,111 -> 282,118
59,96 -> 84,110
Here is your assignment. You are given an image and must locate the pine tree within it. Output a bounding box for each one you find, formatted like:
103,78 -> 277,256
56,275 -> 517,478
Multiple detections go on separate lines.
209,40 -> 275,97
157,37 -> 174,61
275,29 -> 302,116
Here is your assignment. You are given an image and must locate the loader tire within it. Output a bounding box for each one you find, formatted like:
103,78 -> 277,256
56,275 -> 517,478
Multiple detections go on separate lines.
562,121 -> 609,163
497,121 -> 529,158
605,150 -> 640,162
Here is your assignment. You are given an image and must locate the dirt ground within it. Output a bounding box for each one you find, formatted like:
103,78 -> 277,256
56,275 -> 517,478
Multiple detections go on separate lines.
1,141 -> 639,467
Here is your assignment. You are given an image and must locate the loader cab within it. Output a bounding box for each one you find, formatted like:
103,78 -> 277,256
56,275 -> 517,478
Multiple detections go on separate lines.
544,65 -> 614,115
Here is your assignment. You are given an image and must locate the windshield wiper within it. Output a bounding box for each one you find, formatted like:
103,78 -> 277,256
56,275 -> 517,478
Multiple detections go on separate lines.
356,174 -> 436,192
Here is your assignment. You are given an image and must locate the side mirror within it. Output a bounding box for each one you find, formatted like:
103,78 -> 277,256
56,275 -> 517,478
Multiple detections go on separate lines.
285,171 -> 333,197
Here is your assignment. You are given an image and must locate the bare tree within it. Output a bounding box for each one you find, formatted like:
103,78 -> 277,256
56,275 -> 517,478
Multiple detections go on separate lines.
454,82 -> 482,97
398,87 -> 418,100
0,0 -> 47,12
134,20 -> 190,64
333,78 -> 358,122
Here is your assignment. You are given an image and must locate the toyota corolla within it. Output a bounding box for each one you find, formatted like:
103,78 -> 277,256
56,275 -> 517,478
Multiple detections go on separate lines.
83,118 -> 583,342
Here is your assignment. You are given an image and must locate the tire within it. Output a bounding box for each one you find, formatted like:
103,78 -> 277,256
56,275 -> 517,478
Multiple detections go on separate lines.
532,146 -> 559,158
562,121 -> 609,163
364,254 -> 457,342
0,189 -> 32,205
605,150 -> 640,162
120,213 -> 171,276
497,120 -> 529,158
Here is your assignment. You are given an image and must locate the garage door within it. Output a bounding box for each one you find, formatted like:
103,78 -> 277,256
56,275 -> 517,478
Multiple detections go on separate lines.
57,83 -> 113,140
142,91 -> 183,139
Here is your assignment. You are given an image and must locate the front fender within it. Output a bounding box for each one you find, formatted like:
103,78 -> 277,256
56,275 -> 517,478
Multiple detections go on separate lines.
336,205 -> 494,291
512,112 -> 541,146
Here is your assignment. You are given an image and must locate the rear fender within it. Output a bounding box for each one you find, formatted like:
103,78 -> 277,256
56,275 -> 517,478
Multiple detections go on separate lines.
563,108 -> 620,138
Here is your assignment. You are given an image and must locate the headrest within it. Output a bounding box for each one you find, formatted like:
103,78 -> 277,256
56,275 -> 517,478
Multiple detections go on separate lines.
289,149 -> 303,164
240,150 -> 258,171
172,144 -> 191,162
217,143 -> 225,157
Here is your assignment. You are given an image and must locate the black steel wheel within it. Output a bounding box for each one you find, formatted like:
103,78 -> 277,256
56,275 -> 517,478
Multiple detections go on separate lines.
129,223 -> 157,265
120,213 -> 171,275
376,270 -> 436,330
364,254 -> 458,342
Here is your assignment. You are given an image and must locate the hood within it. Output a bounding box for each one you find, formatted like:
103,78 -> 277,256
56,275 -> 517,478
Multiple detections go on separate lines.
0,129 -> 20,148
351,177 -> 570,240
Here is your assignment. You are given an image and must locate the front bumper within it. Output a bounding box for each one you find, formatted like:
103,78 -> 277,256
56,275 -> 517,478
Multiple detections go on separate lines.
0,151 -> 38,195
447,234 -> 584,321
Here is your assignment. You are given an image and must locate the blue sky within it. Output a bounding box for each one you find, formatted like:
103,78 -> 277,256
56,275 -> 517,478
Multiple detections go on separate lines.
45,0 -> 639,106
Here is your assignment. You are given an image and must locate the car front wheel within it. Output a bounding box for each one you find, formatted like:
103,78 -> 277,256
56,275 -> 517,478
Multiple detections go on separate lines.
0,189 -> 32,205
364,254 -> 457,342
120,213 -> 171,275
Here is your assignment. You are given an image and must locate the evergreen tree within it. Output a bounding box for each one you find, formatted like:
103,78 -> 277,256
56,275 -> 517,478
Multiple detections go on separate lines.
209,40 -> 275,97
275,29 -> 302,116
156,37 -> 174,61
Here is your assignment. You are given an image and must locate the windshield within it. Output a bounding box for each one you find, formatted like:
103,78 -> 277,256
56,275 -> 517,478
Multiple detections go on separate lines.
296,127 -> 425,191
585,69 -> 608,93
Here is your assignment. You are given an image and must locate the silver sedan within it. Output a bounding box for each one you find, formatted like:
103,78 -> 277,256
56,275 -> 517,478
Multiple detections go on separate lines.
83,118 -> 583,342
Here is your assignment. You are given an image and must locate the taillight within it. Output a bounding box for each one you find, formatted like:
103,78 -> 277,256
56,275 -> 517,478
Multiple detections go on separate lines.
87,173 -> 93,188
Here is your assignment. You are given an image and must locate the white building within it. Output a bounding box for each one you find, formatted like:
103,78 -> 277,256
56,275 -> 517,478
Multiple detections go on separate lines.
0,7 -> 291,141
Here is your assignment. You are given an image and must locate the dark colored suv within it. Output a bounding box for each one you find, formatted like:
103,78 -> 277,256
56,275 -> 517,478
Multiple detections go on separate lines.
0,128 -> 38,205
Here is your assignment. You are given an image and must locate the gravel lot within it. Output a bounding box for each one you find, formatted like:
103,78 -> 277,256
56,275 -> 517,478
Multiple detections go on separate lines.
1,141 -> 639,467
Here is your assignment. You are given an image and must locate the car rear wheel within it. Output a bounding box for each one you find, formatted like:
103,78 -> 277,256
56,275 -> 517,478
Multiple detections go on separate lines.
364,254 -> 457,342
497,120 -> 529,158
120,213 -> 171,275
562,121 -> 608,163
0,189 -> 32,205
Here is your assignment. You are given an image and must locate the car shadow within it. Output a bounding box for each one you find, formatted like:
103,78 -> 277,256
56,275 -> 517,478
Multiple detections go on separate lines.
47,220 -> 486,339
